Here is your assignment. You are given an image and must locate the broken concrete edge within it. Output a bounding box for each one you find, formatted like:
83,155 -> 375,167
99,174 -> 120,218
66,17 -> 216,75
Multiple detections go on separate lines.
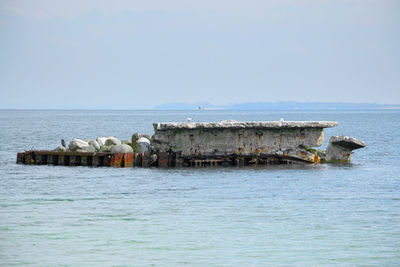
325,136 -> 366,163
299,145 -> 327,158
153,121 -> 338,131
329,135 -> 366,150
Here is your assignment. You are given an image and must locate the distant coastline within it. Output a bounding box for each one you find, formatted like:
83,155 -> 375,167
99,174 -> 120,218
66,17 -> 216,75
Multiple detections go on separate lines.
154,101 -> 400,110
1,101 -> 400,110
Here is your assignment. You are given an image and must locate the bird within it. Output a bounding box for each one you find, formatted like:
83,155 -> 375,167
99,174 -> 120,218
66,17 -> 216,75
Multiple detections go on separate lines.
61,139 -> 66,148
280,118 -> 284,122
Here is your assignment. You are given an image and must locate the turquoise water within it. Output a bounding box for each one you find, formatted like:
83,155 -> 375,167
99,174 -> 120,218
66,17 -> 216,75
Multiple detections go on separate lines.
0,110 -> 399,266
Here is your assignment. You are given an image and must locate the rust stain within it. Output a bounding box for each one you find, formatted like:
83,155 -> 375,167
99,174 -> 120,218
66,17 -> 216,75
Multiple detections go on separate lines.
124,153 -> 134,167
110,153 -> 123,168
158,152 -> 169,167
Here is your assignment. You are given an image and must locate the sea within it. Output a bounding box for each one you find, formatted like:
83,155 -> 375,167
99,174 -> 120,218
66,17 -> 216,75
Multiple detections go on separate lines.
0,110 -> 399,266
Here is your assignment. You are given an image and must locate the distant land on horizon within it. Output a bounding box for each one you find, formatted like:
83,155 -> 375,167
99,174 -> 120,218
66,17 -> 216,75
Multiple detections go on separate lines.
1,101 -> 400,110
155,102 -> 400,110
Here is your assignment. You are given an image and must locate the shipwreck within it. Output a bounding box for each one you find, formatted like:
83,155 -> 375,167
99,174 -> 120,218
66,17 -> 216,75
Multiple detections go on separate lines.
16,120 -> 365,168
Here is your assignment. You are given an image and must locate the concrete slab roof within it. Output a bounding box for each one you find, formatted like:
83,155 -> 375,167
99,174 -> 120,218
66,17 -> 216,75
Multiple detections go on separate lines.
154,120 -> 338,131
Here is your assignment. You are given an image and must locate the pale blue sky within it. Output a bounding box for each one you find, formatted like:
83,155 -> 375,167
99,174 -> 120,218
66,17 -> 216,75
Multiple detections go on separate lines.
0,0 -> 399,109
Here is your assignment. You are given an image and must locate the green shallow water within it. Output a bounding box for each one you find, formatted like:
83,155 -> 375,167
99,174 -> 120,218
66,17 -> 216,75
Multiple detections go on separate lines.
0,110 -> 399,266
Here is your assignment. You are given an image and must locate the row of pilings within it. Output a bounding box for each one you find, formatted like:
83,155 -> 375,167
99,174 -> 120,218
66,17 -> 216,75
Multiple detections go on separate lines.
17,150 -> 306,168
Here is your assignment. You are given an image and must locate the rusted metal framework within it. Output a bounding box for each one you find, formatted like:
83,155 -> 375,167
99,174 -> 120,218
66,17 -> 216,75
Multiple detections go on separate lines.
16,150 -> 320,168
17,151 -> 150,168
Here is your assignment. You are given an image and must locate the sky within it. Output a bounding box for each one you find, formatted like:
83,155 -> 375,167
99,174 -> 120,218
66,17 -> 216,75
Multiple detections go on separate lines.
0,0 -> 399,109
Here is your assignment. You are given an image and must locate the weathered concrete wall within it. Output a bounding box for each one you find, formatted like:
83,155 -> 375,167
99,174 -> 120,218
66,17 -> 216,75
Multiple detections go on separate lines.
152,121 -> 338,157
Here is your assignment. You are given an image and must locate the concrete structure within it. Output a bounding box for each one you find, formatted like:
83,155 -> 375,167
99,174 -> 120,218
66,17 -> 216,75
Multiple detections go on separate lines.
152,120 -> 338,157
16,120 -> 366,168
326,136 -> 366,163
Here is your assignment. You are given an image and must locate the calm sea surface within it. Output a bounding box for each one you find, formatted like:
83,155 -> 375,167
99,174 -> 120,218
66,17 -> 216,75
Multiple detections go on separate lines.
0,110 -> 399,266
